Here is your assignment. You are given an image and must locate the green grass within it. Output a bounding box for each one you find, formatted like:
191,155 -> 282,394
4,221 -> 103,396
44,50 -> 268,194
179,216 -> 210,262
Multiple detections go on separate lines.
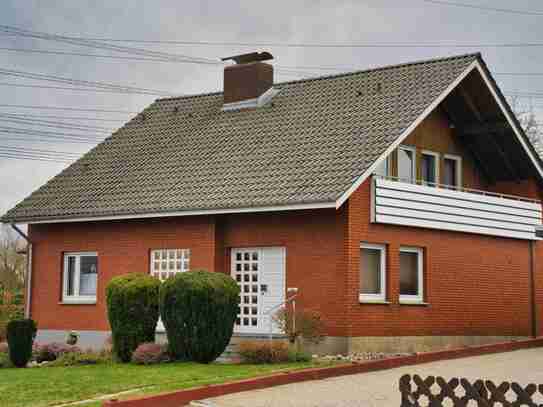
0,361 -> 322,407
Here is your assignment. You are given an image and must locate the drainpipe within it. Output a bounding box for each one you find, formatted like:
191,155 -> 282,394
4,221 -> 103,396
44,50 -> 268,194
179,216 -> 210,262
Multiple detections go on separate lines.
10,224 -> 32,319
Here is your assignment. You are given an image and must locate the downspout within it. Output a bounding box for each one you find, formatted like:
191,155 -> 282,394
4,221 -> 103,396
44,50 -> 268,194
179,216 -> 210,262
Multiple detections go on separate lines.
10,224 -> 32,319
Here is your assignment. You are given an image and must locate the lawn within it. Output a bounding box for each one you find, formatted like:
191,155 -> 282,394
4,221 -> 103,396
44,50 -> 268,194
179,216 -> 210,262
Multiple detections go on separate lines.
0,361 -> 321,407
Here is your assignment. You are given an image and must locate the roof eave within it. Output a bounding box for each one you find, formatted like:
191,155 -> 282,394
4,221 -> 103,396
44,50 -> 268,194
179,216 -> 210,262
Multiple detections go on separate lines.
4,201 -> 338,225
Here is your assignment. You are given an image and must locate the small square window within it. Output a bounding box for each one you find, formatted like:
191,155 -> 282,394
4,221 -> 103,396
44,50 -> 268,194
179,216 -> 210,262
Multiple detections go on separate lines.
150,249 -> 190,281
63,252 -> 98,303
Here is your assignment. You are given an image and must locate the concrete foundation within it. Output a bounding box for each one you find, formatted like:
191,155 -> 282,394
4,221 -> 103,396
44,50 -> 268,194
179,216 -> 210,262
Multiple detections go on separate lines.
347,335 -> 529,354
36,330 -> 530,355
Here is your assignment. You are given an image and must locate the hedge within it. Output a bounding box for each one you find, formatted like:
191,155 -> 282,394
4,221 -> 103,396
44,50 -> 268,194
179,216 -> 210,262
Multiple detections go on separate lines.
106,273 -> 161,362
6,319 -> 37,367
160,270 -> 240,363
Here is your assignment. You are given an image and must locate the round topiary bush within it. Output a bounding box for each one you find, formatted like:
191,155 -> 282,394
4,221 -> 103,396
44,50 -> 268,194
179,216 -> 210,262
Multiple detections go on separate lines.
106,273 -> 161,362
6,319 -> 37,368
160,270 -> 240,363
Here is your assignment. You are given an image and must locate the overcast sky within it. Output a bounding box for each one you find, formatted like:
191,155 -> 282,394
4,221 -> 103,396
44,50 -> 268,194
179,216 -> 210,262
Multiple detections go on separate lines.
1,0 -> 543,219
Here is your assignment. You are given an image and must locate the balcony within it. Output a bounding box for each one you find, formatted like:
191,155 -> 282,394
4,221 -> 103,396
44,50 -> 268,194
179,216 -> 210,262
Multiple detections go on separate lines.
371,176 -> 542,240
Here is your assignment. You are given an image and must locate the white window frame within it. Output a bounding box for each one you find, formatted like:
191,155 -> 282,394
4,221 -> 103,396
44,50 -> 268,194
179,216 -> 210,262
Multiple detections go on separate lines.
398,145 -> 417,183
421,150 -> 440,186
373,156 -> 390,178
62,251 -> 98,304
359,243 -> 387,303
149,248 -> 190,281
443,154 -> 462,189
399,246 -> 424,304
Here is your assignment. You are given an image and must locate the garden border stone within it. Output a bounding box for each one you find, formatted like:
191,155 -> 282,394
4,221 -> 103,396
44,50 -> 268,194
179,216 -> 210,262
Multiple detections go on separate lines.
102,337 -> 543,407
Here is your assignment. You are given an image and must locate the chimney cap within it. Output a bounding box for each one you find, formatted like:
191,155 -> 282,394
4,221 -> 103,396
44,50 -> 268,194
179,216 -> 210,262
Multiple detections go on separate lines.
221,51 -> 273,64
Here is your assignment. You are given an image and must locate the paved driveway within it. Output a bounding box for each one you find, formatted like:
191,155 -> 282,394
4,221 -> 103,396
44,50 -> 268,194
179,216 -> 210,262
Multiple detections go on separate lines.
201,348 -> 543,407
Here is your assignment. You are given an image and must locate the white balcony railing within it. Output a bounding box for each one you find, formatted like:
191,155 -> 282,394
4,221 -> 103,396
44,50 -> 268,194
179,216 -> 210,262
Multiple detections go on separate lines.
371,176 -> 542,240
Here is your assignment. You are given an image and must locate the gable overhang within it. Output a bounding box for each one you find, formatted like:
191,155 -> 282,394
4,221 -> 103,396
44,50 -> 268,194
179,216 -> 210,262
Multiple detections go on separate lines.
334,59 -> 543,209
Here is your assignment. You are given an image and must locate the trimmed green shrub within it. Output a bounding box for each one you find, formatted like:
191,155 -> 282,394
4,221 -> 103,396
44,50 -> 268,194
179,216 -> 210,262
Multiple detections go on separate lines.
106,273 -> 161,362
238,341 -> 290,364
6,319 -> 37,367
160,270 -> 240,363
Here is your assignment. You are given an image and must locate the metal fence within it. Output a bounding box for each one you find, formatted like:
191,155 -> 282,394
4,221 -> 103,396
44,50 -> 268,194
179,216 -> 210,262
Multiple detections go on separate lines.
400,374 -> 543,407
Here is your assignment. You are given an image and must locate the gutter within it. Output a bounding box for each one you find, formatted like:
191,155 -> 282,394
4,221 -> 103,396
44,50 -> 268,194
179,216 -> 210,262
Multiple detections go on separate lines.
10,224 -> 32,319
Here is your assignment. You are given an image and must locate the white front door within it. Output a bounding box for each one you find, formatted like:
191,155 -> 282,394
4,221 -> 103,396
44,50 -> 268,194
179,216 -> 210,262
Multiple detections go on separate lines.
231,247 -> 286,335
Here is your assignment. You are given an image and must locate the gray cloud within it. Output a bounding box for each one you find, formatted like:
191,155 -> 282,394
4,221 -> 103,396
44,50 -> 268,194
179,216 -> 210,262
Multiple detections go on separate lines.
1,0 -> 542,216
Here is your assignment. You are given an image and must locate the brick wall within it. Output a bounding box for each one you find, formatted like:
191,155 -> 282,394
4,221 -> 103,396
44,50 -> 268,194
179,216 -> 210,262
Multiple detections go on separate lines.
28,209 -> 348,335
345,178 -> 536,338
28,216 -> 217,331
27,189 -> 542,339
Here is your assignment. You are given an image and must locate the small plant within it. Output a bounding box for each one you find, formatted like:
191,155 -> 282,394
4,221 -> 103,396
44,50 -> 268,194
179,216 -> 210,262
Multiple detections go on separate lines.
160,270 -> 240,363
6,319 -> 37,368
48,349 -> 112,367
106,273 -> 161,362
238,341 -> 290,364
131,342 -> 169,365
66,331 -> 79,346
34,342 -> 81,363
287,348 -> 312,362
273,308 -> 325,345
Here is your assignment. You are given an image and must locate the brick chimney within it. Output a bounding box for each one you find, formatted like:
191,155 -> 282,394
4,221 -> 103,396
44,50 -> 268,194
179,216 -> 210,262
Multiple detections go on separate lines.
221,52 -> 277,110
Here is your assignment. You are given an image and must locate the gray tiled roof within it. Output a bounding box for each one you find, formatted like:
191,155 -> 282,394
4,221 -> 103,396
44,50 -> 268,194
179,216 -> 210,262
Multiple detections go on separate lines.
1,53 -> 479,223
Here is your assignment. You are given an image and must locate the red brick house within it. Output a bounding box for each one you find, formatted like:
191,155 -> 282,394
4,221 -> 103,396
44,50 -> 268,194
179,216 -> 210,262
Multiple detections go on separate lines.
3,52 -> 543,354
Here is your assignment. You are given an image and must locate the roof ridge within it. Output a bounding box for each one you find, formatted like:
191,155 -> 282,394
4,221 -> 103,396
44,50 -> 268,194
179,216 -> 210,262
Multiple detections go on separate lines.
156,52 -> 481,102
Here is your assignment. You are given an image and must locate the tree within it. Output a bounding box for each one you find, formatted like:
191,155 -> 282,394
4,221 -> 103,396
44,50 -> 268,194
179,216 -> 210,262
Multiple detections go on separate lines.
0,225 -> 26,303
510,97 -> 543,156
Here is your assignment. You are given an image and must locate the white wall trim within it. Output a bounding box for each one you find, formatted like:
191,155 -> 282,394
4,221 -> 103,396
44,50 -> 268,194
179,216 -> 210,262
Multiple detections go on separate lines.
335,59 -> 543,209
23,201 -> 336,225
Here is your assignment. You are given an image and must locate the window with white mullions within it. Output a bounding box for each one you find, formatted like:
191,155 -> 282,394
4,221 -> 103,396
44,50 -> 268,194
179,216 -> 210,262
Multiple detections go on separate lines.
399,246 -> 424,304
421,150 -> 439,186
150,249 -> 190,281
63,252 -> 98,303
359,243 -> 387,302
443,154 -> 462,189
374,156 -> 390,178
398,145 -> 416,183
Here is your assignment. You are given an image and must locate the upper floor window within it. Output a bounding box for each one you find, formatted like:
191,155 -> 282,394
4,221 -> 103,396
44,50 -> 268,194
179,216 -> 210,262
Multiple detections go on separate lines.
399,246 -> 424,304
443,154 -> 462,188
398,146 -> 416,182
63,252 -> 98,303
359,243 -> 386,302
374,157 -> 390,178
421,150 -> 439,186
150,249 -> 190,281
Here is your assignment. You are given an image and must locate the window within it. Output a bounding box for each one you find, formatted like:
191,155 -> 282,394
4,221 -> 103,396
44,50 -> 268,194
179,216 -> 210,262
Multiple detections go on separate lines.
359,243 -> 386,302
150,249 -> 190,281
399,247 -> 424,303
398,146 -> 416,182
443,154 -> 462,189
63,252 -> 98,303
421,151 -> 439,186
374,157 -> 390,178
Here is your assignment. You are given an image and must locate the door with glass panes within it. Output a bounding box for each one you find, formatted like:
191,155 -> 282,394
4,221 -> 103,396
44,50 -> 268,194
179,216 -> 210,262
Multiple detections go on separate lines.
231,247 -> 286,334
